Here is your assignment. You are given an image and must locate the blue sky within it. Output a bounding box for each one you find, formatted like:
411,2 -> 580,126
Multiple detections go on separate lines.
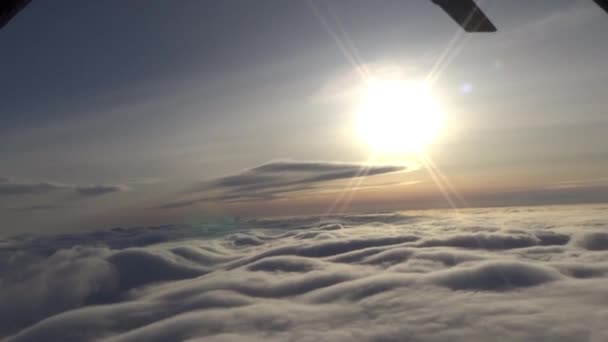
1,0 -> 608,234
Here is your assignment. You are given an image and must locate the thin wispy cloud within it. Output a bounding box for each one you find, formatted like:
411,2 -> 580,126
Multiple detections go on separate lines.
75,185 -> 130,197
12,204 -> 62,212
161,160 -> 408,209
546,177 -> 608,190
0,177 -> 128,199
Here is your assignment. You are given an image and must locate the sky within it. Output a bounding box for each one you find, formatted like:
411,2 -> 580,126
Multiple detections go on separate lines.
1,0 -> 608,235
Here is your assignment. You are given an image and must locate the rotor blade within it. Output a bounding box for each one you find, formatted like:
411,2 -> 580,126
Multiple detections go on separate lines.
593,0 -> 608,14
432,0 -> 497,32
1,0 -> 31,29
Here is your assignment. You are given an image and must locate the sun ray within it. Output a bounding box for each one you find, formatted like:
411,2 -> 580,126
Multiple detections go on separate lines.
419,153 -> 469,208
322,155 -> 376,218
307,0 -> 370,81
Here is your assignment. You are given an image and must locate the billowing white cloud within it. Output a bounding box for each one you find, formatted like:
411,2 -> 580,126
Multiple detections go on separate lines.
2,204 -> 608,341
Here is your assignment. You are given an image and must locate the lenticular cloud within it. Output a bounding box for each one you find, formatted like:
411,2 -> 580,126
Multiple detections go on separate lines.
2,205 -> 608,341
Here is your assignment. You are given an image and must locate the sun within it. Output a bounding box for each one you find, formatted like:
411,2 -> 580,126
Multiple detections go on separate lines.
356,78 -> 445,154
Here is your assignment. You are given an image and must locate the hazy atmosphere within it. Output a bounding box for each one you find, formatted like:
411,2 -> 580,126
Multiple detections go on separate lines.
1,0 -> 608,341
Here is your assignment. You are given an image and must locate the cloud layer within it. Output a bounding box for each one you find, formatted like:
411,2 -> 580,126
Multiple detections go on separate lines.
2,204 -> 608,341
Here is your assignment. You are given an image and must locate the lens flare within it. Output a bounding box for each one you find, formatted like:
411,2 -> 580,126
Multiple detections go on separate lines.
356,79 -> 445,154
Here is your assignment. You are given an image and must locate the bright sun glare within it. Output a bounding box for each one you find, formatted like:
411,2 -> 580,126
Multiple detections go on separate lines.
356,78 -> 445,154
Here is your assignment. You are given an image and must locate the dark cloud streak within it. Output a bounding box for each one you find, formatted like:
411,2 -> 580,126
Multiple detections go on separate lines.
75,185 -> 129,197
0,182 -> 64,196
12,204 -> 61,212
0,177 -> 128,200
162,160 -> 407,209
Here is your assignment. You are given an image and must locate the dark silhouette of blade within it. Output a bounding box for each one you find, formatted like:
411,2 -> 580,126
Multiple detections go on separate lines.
593,0 -> 608,13
432,0 -> 497,32
1,0 -> 31,29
